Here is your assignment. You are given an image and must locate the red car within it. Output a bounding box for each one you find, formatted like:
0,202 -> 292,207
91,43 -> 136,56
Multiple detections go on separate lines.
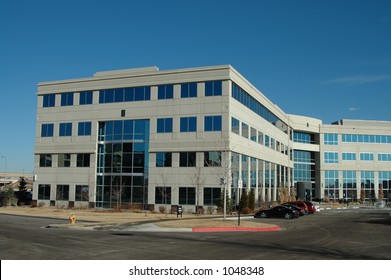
302,201 -> 316,214
285,201 -> 309,214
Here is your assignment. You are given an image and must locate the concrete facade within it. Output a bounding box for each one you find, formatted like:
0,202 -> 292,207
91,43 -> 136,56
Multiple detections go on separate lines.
33,65 -> 391,211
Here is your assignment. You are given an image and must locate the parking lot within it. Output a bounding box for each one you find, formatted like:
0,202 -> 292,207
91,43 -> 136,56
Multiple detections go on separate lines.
1,206 -> 391,259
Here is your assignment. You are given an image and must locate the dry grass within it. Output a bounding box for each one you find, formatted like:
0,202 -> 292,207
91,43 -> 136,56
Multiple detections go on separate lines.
0,206 -> 275,229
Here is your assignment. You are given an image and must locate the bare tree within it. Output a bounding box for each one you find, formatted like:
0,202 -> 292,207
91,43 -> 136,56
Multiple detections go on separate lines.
204,138 -> 237,219
111,183 -> 124,210
157,173 -> 171,215
190,166 -> 206,215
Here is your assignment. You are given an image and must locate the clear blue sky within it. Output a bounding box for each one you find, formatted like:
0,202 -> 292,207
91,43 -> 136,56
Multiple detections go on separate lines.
1,0 -> 390,174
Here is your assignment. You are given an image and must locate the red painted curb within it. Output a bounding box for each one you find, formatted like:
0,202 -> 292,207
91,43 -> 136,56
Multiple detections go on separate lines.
192,226 -> 281,232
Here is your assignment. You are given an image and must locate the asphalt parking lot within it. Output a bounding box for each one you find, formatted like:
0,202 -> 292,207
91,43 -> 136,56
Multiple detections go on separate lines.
1,207 -> 390,259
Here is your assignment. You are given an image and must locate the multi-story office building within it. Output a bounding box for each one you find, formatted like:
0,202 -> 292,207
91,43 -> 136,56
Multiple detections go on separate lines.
33,65 -> 391,211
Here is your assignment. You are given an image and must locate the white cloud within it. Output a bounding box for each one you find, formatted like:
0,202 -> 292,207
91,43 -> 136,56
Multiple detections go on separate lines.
348,107 -> 360,112
323,75 -> 391,86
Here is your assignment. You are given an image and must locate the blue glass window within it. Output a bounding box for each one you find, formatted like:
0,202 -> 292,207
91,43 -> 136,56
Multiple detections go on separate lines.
231,82 -> 288,134
324,133 -> 338,145
157,118 -> 173,133
360,153 -> 374,161
204,115 -> 222,131
156,152 -> 172,167
99,87 -> 150,103
231,117 -> 239,134
378,153 -> 391,162
41,123 -> 54,137
181,83 -> 197,98
78,122 -> 92,136
342,152 -> 356,161
59,123 -> 72,136
324,152 -> 339,163
43,94 -> 56,107
158,85 -> 174,99
205,80 -> 222,96
61,93 -> 74,106
79,91 -> 93,105
180,117 -> 197,132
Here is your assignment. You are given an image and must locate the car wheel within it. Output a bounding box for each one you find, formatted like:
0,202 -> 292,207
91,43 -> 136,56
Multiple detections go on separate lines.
284,213 -> 292,219
260,212 -> 267,218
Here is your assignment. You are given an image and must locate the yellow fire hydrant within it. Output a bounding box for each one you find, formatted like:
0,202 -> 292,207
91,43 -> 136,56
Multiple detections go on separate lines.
69,214 -> 76,224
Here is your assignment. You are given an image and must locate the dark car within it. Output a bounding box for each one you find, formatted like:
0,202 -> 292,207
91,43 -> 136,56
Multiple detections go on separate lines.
282,203 -> 304,216
254,205 -> 298,219
285,201 -> 309,214
302,201 -> 316,214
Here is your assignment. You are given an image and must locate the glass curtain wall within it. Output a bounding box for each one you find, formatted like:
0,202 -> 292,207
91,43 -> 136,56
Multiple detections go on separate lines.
96,119 -> 150,208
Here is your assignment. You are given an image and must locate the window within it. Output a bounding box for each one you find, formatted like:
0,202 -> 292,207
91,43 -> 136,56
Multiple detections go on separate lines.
38,184 -> 51,200
241,122 -> 249,138
77,154 -> 90,167
79,91 -> 93,105
204,151 -> 221,167
181,83 -> 197,98
361,171 -> 375,200
158,84 -> 174,99
258,131 -> 264,145
324,152 -> 339,163
75,185 -> 89,201
78,122 -> 92,136
180,152 -> 196,167
204,115 -> 222,131
99,87 -> 151,103
265,135 -> 270,148
360,153 -> 374,161
250,127 -> 257,142
59,123 -> 72,136
157,118 -> 173,133
342,152 -> 356,161
179,187 -> 195,205
231,82 -> 288,134
324,133 -> 338,145
293,132 -> 312,143
324,170 -> 339,199
39,154 -> 52,167
56,185 -> 69,201
43,94 -> 55,107
378,153 -> 391,162
205,80 -> 222,96
203,187 -> 221,205
61,93 -> 74,106
58,154 -> 71,167
155,186 -> 171,204
156,152 -> 172,167
231,117 -> 240,134
41,123 -> 54,137
180,117 -> 197,132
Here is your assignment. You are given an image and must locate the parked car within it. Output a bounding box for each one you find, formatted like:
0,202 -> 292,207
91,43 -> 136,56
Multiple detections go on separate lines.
285,201 -> 309,214
282,203 -> 305,216
254,205 -> 298,219
303,201 -> 316,214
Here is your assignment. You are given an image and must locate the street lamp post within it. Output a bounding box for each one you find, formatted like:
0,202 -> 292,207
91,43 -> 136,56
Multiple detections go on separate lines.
237,179 -> 243,226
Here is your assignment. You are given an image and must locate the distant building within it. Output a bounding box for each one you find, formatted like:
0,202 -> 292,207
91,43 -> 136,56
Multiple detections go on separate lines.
33,65 -> 391,211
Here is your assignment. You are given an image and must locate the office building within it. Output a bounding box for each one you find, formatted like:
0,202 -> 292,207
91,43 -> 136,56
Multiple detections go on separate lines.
33,65 -> 391,211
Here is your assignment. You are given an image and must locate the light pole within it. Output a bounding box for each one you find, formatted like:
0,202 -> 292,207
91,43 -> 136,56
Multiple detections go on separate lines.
237,179 -> 243,226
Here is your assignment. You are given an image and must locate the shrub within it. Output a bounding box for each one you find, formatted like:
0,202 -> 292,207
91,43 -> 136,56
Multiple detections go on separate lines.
240,206 -> 252,214
206,206 -> 214,215
158,205 -> 166,214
